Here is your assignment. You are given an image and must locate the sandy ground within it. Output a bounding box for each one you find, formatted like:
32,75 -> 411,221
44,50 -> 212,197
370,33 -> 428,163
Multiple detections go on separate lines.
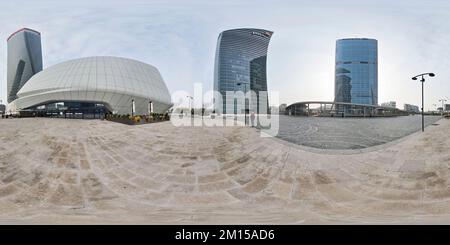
0,117 -> 450,224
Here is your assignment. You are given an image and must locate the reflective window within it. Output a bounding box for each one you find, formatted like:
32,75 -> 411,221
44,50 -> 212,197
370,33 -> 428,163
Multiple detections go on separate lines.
214,29 -> 273,114
335,38 -> 378,108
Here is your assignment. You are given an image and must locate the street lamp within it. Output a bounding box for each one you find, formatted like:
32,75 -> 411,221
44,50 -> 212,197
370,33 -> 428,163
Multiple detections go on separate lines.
439,98 -> 447,117
148,100 -> 153,115
131,99 -> 135,117
186,96 -> 193,117
412,72 -> 435,132
447,96 -> 450,115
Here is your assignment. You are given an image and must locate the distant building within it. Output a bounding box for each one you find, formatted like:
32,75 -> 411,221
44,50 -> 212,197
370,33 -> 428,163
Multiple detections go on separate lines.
0,103 -> 5,115
269,106 -> 279,114
279,103 -> 287,113
445,104 -> 450,111
404,104 -> 420,113
335,38 -> 378,106
381,101 -> 396,108
268,104 -> 288,114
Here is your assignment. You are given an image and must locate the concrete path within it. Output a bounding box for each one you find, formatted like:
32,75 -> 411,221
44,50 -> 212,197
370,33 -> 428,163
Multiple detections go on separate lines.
0,118 -> 449,224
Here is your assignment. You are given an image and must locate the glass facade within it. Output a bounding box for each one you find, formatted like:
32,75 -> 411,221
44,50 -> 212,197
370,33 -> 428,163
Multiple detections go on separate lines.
214,28 -> 273,114
21,101 -> 108,119
335,38 -> 378,107
7,28 -> 43,103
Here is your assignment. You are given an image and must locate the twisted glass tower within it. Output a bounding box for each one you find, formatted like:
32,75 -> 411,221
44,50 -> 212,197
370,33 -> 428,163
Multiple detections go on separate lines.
335,38 -> 378,106
214,28 -> 273,114
7,28 -> 43,103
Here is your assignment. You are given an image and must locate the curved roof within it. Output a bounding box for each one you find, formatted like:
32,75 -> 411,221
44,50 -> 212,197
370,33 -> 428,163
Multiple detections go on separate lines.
12,56 -> 172,114
337,38 -> 377,41
17,56 -> 171,105
220,28 -> 273,36
7,28 -> 41,41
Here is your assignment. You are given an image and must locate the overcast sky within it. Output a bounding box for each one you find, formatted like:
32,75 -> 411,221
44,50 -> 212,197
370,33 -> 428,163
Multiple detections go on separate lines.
0,0 -> 449,110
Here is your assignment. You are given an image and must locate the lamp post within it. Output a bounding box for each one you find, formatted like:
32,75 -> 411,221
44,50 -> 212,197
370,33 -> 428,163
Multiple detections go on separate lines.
439,98 -> 447,118
148,100 -> 153,115
131,99 -> 135,117
186,96 -> 193,117
447,96 -> 450,115
412,73 -> 435,132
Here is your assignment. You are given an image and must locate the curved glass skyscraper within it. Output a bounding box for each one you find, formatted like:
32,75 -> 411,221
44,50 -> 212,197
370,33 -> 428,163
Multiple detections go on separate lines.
7,28 -> 43,103
214,28 -> 273,114
335,38 -> 378,106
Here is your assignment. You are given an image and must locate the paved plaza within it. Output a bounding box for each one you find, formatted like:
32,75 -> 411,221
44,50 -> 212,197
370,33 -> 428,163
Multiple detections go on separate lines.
277,115 -> 442,149
0,117 -> 450,224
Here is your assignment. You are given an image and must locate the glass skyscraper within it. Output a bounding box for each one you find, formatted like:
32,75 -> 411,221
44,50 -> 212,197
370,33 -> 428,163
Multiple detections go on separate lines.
213,28 -> 273,114
7,28 -> 43,103
335,38 -> 378,106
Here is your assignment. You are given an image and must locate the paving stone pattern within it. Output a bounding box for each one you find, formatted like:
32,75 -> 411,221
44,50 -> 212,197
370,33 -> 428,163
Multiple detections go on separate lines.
0,117 -> 449,224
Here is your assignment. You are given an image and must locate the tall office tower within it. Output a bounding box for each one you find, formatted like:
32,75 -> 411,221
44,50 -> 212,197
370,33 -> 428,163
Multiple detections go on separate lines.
335,38 -> 378,106
213,28 -> 273,114
7,28 -> 43,103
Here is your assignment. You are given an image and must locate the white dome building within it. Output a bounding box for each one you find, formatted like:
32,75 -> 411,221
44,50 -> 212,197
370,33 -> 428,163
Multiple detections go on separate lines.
10,56 -> 172,115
